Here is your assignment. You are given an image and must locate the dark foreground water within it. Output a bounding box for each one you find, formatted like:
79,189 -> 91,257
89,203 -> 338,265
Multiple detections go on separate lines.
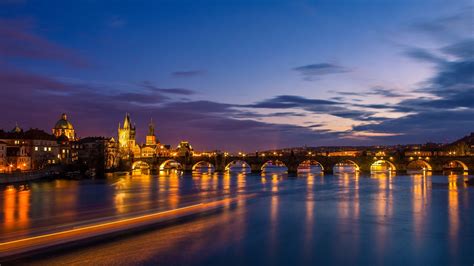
1,172 -> 474,265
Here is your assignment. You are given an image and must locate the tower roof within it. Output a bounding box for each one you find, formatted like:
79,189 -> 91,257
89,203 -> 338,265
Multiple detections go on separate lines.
11,122 -> 23,133
54,113 -> 74,130
123,113 -> 132,129
148,118 -> 155,136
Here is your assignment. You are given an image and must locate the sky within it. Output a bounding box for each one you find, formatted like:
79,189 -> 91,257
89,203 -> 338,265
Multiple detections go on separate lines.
0,0 -> 473,151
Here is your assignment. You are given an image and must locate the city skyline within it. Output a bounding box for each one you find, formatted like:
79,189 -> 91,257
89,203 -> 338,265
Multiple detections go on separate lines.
1,0 -> 473,152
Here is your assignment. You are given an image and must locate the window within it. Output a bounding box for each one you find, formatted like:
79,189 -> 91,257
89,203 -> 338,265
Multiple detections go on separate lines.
44,147 -> 47,151
48,147 -> 52,152
35,147 -> 38,151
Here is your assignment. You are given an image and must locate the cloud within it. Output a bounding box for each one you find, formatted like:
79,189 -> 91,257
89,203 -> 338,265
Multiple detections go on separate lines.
244,95 -> 383,121
140,81 -> 195,95
412,7 -> 473,41
171,70 -> 206,78
441,38 -> 474,59
0,18 -> 89,67
353,37 -> 474,143
404,47 -> 445,64
293,63 -> 350,81
336,87 -> 410,98
1,8 -> 473,150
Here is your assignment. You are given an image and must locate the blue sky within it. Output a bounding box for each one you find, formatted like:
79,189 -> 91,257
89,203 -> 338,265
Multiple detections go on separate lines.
0,0 -> 472,151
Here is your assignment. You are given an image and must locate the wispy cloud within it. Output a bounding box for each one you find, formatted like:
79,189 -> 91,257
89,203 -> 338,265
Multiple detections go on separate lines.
140,81 -> 195,95
293,63 -> 350,81
171,70 -> 206,78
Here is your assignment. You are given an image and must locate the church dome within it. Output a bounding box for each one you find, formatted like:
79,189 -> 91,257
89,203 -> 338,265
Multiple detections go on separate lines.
54,113 -> 74,129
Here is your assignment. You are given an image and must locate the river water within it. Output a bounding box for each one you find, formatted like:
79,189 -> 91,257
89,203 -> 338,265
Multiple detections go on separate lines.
1,172 -> 473,265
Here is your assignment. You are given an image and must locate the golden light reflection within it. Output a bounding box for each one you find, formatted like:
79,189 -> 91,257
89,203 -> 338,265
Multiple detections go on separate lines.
412,172 -> 431,244
374,172 -> 393,218
337,173 -> 350,219
305,174 -> 315,249
3,185 -> 31,231
448,174 -> 459,246
168,173 -> 180,209
268,173 -> 279,260
4,186 -> 17,230
222,172 -> 231,193
114,177 -> 130,214
237,173 -> 246,191
353,173 -> 360,220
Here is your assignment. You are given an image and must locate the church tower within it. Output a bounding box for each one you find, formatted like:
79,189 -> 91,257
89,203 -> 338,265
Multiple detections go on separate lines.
146,119 -> 157,145
118,113 -> 136,150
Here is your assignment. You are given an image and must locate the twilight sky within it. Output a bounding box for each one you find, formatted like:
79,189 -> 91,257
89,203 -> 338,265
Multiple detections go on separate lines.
0,0 -> 473,151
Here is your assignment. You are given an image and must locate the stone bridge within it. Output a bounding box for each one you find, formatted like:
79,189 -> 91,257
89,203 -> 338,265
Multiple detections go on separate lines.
129,153 -> 474,174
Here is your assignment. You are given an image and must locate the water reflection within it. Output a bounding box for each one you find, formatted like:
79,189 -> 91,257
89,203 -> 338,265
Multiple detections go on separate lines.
411,172 -> 431,247
3,185 -> 30,231
448,174 -> 459,251
304,174 -> 315,257
2,172 -> 474,266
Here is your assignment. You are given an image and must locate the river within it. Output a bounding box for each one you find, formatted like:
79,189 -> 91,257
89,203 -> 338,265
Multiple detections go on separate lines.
1,172 -> 473,265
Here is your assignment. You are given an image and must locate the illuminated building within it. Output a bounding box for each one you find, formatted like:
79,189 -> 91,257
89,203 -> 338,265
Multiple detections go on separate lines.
327,150 -> 361,157
52,113 -> 76,141
0,141 -> 6,173
176,141 -> 193,157
118,113 -> 137,158
77,137 -> 119,171
0,127 -> 61,171
134,119 -> 170,158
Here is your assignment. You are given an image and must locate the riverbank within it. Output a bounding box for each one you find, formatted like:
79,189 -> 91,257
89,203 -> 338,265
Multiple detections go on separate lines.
0,170 -> 60,185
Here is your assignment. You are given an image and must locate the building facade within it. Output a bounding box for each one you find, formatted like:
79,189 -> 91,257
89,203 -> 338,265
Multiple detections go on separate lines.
77,137 -> 119,171
118,113 -> 137,159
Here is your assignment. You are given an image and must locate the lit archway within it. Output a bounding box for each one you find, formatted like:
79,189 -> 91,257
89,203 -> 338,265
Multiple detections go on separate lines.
298,160 -> 324,173
132,161 -> 150,170
370,160 -> 397,173
159,159 -> 183,171
192,161 -> 215,172
225,160 -> 251,173
407,160 -> 432,172
443,160 -> 468,172
261,160 -> 288,173
333,160 -> 360,174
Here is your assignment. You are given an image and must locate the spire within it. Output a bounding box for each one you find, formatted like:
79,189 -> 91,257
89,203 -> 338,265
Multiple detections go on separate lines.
61,113 -> 67,120
12,122 -> 22,133
123,113 -> 131,129
148,118 -> 155,136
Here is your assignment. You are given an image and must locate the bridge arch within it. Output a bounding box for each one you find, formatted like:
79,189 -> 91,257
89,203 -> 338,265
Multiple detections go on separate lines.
159,159 -> 183,171
132,161 -> 150,170
333,160 -> 360,173
225,160 -> 251,173
443,160 -> 469,171
192,161 -> 215,172
407,160 -> 432,172
297,160 -> 324,173
261,160 -> 288,173
370,160 -> 396,173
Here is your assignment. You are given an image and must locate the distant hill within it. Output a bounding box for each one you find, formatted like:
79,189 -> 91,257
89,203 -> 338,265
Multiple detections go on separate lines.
450,132 -> 474,146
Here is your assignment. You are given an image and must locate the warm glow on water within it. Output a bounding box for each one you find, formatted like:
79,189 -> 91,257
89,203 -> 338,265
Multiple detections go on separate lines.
1,172 -> 473,265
